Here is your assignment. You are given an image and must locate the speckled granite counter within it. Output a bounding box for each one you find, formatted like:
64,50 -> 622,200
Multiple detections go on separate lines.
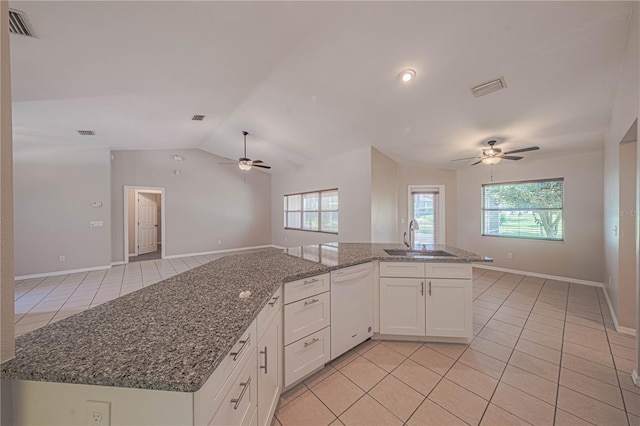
1,243 -> 491,393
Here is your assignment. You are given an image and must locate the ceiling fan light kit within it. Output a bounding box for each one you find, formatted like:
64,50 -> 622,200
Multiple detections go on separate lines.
220,131 -> 271,172
482,156 -> 501,165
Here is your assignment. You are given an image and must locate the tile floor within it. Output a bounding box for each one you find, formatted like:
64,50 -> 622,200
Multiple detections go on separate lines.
274,269 -> 640,426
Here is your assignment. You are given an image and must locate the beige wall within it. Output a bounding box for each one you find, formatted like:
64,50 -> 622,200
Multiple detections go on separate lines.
271,146 -> 372,247
371,148 -> 398,243
603,3 -> 639,330
619,141 -> 636,328
111,149 -> 272,261
127,189 -> 135,254
1,1 -> 15,362
13,147 -> 112,276
457,151 -> 604,283
397,164 -> 457,246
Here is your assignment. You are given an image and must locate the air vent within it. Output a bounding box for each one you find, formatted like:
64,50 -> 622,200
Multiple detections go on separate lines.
9,9 -> 34,37
470,77 -> 507,97
78,130 -> 96,136
192,115 -> 205,121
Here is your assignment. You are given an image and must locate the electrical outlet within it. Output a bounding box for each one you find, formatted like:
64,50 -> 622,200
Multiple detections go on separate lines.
506,252 -> 513,259
59,256 -> 65,262
86,400 -> 110,426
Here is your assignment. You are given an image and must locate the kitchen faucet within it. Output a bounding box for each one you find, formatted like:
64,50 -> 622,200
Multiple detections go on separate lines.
403,219 -> 419,250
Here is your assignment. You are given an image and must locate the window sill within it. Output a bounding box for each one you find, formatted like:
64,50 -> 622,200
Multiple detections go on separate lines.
285,228 -> 338,235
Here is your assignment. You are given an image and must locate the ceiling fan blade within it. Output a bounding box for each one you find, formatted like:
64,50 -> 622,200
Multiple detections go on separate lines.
470,160 -> 483,166
452,156 -> 481,161
218,162 -> 239,165
503,146 -> 539,155
253,164 -> 271,169
502,155 -> 523,160
252,160 -> 263,164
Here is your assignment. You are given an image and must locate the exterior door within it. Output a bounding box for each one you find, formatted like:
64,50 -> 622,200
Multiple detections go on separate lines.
137,192 -> 158,255
379,278 -> 426,336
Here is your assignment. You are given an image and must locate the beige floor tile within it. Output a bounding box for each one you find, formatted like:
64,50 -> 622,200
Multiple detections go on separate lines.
407,399 -> 466,426
562,341 -> 614,368
424,342 -> 468,360
496,306 -> 530,319
391,358 -> 441,396
304,365 -> 337,388
564,321 -> 606,338
271,414 -> 282,426
562,353 -> 619,387
459,348 -> 507,380
409,346 -> 456,376
470,337 -> 513,362
277,383 -> 309,410
608,331 -> 636,349
559,368 -> 624,409
491,382 -> 555,426
557,386 -> 628,426
329,419 -> 344,426
501,364 -> 558,405
340,355 -> 387,392
480,403 -> 532,426
331,350 -> 360,370
531,306 -> 566,321
565,314 -> 605,331
566,309 -> 602,323
486,318 -> 523,337
630,413 -> 640,426
369,375 -> 425,422
527,312 -> 565,329
623,390 -> 640,417
361,343 -> 406,372
474,305 -> 496,317
509,351 -> 560,383
474,299 -> 501,311
276,390 -> 336,426
310,371 -> 364,416
478,327 -> 519,348
339,394 -> 402,426
525,321 -> 564,339
428,379 -> 488,425
554,408 -> 594,425
515,339 -> 561,365
618,371 -> 640,396
614,355 -> 636,373
491,311 -> 527,328
381,340 -> 421,357
520,328 -> 563,351
611,343 -> 636,362
564,331 -> 611,353
445,361 -> 498,400
354,339 -> 380,355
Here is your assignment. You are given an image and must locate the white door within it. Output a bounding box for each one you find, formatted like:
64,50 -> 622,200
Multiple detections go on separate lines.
257,311 -> 281,426
379,278 -> 426,336
137,192 -> 158,255
425,279 -> 472,338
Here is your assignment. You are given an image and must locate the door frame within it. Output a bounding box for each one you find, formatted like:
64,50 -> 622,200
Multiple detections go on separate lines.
407,185 -> 446,245
124,186 -> 165,264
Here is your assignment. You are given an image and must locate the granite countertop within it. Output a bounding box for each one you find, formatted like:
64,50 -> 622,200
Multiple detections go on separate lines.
1,243 -> 491,393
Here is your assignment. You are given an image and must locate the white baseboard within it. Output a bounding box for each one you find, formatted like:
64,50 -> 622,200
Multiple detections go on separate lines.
111,261 -> 126,266
474,264 -> 603,287
633,369 -> 639,386
162,244 -> 278,260
15,264 -> 112,280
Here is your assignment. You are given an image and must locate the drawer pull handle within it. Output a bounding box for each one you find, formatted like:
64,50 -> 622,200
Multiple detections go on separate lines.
260,346 -> 268,374
303,278 -> 319,285
428,281 -> 432,296
304,338 -> 320,347
304,298 -> 319,306
268,296 -> 280,307
230,377 -> 251,409
229,338 -> 249,361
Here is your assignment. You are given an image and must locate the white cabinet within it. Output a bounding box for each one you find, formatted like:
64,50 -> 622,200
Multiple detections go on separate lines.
284,292 -> 330,345
379,262 -> 472,340
379,278 -> 425,336
284,327 -> 331,387
256,304 -> 281,426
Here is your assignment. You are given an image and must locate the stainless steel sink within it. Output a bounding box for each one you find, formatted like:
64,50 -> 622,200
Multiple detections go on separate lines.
384,248 -> 455,257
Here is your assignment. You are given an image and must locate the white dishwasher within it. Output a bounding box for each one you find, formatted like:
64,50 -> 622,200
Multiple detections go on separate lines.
330,262 -> 374,360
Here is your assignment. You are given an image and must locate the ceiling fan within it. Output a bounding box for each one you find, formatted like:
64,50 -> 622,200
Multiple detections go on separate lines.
452,140 -> 539,165
221,131 -> 271,171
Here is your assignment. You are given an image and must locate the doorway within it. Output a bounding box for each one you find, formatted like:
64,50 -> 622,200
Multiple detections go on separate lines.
408,185 -> 446,246
124,186 -> 165,263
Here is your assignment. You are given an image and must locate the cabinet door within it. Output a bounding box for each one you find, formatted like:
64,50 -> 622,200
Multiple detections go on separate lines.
379,278 -> 426,336
257,310 -> 281,426
425,279 -> 472,338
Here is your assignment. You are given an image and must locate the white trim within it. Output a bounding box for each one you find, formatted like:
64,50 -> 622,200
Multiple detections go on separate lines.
163,245 -> 277,259
111,261 -> 126,266
600,285 -> 636,335
632,369 -> 639,386
16,265 -> 111,280
408,184 -> 445,245
473,264 -> 603,287
124,186 -> 165,265
271,245 -> 286,250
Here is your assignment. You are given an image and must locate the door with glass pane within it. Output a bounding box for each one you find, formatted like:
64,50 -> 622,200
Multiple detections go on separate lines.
411,191 -> 438,246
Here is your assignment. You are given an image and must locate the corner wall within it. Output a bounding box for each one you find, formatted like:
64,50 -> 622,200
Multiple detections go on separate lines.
371,148 -> 397,243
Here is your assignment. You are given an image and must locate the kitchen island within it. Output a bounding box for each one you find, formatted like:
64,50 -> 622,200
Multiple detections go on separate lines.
1,243 -> 490,425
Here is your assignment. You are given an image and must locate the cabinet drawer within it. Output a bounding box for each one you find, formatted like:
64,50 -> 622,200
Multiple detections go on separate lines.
284,273 -> 330,304
425,263 -> 471,279
257,287 -> 282,341
284,327 -> 331,387
284,291 -> 330,345
208,347 -> 257,426
195,321 -> 256,424
380,262 -> 425,278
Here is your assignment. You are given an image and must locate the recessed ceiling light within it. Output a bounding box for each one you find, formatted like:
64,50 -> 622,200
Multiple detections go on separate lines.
399,69 -> 416,82
172,155 -> 184,161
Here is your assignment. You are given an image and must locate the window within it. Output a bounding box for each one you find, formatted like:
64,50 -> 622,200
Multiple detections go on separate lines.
284,189 -> 338,233
482,178 -> 564,241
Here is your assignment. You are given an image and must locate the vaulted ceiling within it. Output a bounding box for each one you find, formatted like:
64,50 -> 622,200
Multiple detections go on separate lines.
9,1 -> 634,170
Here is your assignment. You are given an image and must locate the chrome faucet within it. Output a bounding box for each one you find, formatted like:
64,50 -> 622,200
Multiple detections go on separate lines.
403,219 -> 419,250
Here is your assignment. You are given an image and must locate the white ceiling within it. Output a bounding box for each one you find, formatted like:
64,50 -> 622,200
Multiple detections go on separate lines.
9,1 -> 633,171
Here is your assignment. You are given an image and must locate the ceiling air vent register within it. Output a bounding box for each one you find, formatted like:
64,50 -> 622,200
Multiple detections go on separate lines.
192,115 -> 205,121
78,130 -> 96,136
9,10 -> 34,37
470,77 -> 507,97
